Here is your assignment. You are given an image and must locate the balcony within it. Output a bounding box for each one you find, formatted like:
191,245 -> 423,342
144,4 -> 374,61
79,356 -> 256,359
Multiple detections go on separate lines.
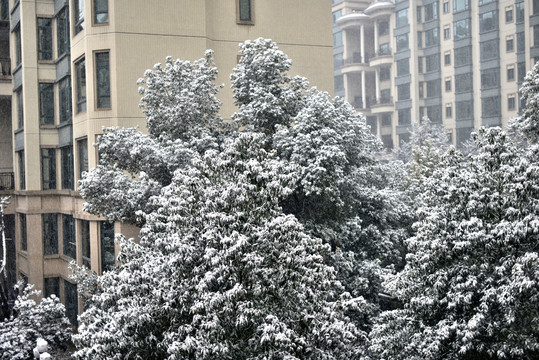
370,95 -> 394,113
351,96 -> 373,110
370,48 -> 393,67
341,52 -> 374,74
0,172 -> 14,191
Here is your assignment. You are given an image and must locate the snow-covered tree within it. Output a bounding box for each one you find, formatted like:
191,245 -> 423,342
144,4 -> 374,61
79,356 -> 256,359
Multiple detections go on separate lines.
79,51 -> 228,225
394,117 -> 450,164
370,127 -> 539,359
73,133 -> 367,359
0,283 -> 71,360
510,60 -> 539,144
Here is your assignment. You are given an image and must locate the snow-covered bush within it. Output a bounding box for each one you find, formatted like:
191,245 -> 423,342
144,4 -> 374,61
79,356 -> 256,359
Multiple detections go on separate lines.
0,284 -> 71,360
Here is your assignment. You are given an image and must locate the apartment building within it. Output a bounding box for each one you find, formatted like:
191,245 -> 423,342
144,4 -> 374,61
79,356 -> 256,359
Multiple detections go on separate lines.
332,0 -> 534,149
0,0 -> 333,324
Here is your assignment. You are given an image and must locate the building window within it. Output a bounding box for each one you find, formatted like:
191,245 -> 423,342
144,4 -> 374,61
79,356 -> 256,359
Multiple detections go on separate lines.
37,18 -> 53,61
457,127 -> 473,148
418,56 -> 423,73
59,76 -> 72,123
62,214 -> 76,259
427,105 -> 442,123
455,73 -> 473,93
399,133 -> 411,146
78,138 -> 88,181
481,68 -> 499,89
424,1 -> 439,21
516,2 -> 524,23
20,214 -> 27,252
237,0 -> 253,24
518,62 -> 526,82
508,94 -> 516,110
382,135 -> 393,149
396,9 -> 408,27
379,21 -> 389,36
454,46 -> 472,66
446,103 -> 453,118
18,151 -> 25,190
95,52 -> 110,108
444,51 -> 451,66
444,25 -> 450,40
482,96 -> 501,117
75,58 -> 86,112
74,0 -> 84,34
101,221 -> 115,272
418,82 -> 424,98
81,220 -> 90,268
94,0 -> 108,24
426,53 -> 440,72
334,75 -> 344,91
380,89 -> 391,103
333,31 -> 343,47
61,146 -> 74,190
397,58 -> 409,76
480,39 -> 499,62
396,34 -> 409,51
0,0 -> 7,20
43,213 -> 58,255
14,25 -> 21,66
333,53 -> 343,69
56,7 -> 70,57
379,67 -> 390,81
417,31 -> 422,49
453,0 -> 469,13
417,6 -> 422,23
398,108 -> 411,125
479,0 -> 495,4
506,36 -> 514,52
381,113 -> 392,127
333,10 -> 342,24
479,11 -> 497,33
454,18 -> 470,40
41,148 -> 56,190
456,100 -> 473,120
16,88 -> 23,129
44,277 -> 60,298
39,83 -> 54,125
397,84 -> 410,100
517,32 -> 525,53
535,0 -> 539,15
425,28 -> 439,47
64,279 -> 78,326
426,79 -> 441,98
379,43 -> 390,55
506,7 -> 513,23
445,78 -> 451,92
535,26 -> 539,47
443,1 -> 449,13
507,65 -> 515,81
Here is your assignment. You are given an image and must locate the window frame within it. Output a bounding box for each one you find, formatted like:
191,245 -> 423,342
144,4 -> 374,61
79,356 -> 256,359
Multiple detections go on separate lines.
94,51 -> 111,109
56,7 -> 70,57
507,65 -> 515,82
62,214 -> 76,259
93,0 -> 109,25
39,82 -> 55,125
100,221 -> 115,273
74,0 -> 85,34
18,150 -> 25,190
19,213 -> 27,252
77,137 -> 88,184
75,57 -> 86,113
43,213 -> 59,256
16,87 -> 23,129
37,17 -> 53,61
236,0 -> 254,25
14,25 -> 22,67
80,219 -> 91,268
61,145 -> 74,190
41,148 -> 57,190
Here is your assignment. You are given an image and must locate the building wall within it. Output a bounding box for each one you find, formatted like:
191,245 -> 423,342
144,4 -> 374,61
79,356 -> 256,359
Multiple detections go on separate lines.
6,0 -> 333,321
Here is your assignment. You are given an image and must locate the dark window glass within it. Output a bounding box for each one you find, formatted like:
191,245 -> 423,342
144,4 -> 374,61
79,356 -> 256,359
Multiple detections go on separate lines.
39,83 -> 54,125
62,214 -> 76,259
334,75 -> 344,91
445,79 -> 451,91
396,34 -> 409,51
396,9 -> 408,26
507,67 -> 515,81
37,18 -> 53,61
517,32 -> 525,52
379,21 -> 389,35
418,56 -> 423,73
397,58 -> 409,76
333,31 -> 342,47
444,52 -> 451,65
78,138 -> 88,182
446,104 -> 453,118
41,148 -> 56,190
398,108 -> 411,125
443,1 -> 449,13
419,82 -> 424,98
101,221 -> 115,272
480,39 -> 499,61
382,135 -> 393,149
518,62 -> 526,82
453,0 -> 469,13
20,214 -> 27,252
380,89 -> 391,103
444,27 -> 450,39
333,10 -> 342,24
74,0 -> 84,34
456,100 -> 473,119
506,38 -> 514,52
379,67 -> 390,81
455,73 -> 473,93
456,127 -> 473,148
479,0 -> 494,4
94,0 -> 108,24
454,46 -> 472,66
482,96 -> 501,117
426,79 -> 441,98
425,2 -> 439,21
425,28 -> 439,47
397,84 -> 410,100
417,31 -> 422,49
238,0 -> 252,22
378,43 -> 390,57
426,53 -> 440,72
508,96 -> 516,110
64,279 -> 78,326
56,7 -> 70,57
16,88 -> 23,129
75,58 -> 86,112
96,52 -> 110,108
535,0 -> 539,14
427,105 -> 442,123
516,2 -> 524,23
506,9 -> 513,23
59,76 -> 72,123
535,26 -> 539,47
18,151 -> 25,190
61,146 -> 74,190
454,18 -> 470,40
43,213 -> 58,255
479,11 -> 497,33
481,68 -> 499,89
44,277 -> 60,298
14,26 -> 21,66
381,113 -> 392,126
0,0 -> 8,20
417,6 -> 422,23
81,220 -> 90,268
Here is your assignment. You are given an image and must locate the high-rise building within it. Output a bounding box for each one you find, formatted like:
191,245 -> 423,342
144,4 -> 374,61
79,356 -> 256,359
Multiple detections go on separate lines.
332,0 -> 533,149
0,0 -> 333,324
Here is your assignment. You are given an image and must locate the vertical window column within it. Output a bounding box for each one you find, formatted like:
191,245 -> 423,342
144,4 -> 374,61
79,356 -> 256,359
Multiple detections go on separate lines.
43,213 -> 58,255
56,7 -> 70,57
100,221 -> 115,273
95,52 -> 110,108
62,214 -> 76,259
16,88 -> 23,129
77,138 -> 88,183
19,213 -> 27,252
37,18 -> 53,61
41,148 -> 57,190
59,77 -> 72,123
80,220 -> 90,268
18,150 -> 25,190
61,146 -> 74,189
39,83 -> 54,125
75,58 -> 86,113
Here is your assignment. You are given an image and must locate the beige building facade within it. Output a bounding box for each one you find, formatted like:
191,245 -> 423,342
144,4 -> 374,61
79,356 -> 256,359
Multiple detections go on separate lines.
333,0 -> 535,149
0,0 -> 334,324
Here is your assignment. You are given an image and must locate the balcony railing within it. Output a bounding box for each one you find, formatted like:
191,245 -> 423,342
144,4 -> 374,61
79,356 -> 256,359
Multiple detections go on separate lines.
372,96 -> 393,105
0,172 -> 14,190
343,52 -> 375,65
352,97 -> 373,109
0,57 -> 11,77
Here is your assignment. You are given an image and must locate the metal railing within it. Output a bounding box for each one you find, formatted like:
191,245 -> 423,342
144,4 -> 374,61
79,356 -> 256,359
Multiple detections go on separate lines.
373,96 -> 393,105
0,172 -> 14,190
